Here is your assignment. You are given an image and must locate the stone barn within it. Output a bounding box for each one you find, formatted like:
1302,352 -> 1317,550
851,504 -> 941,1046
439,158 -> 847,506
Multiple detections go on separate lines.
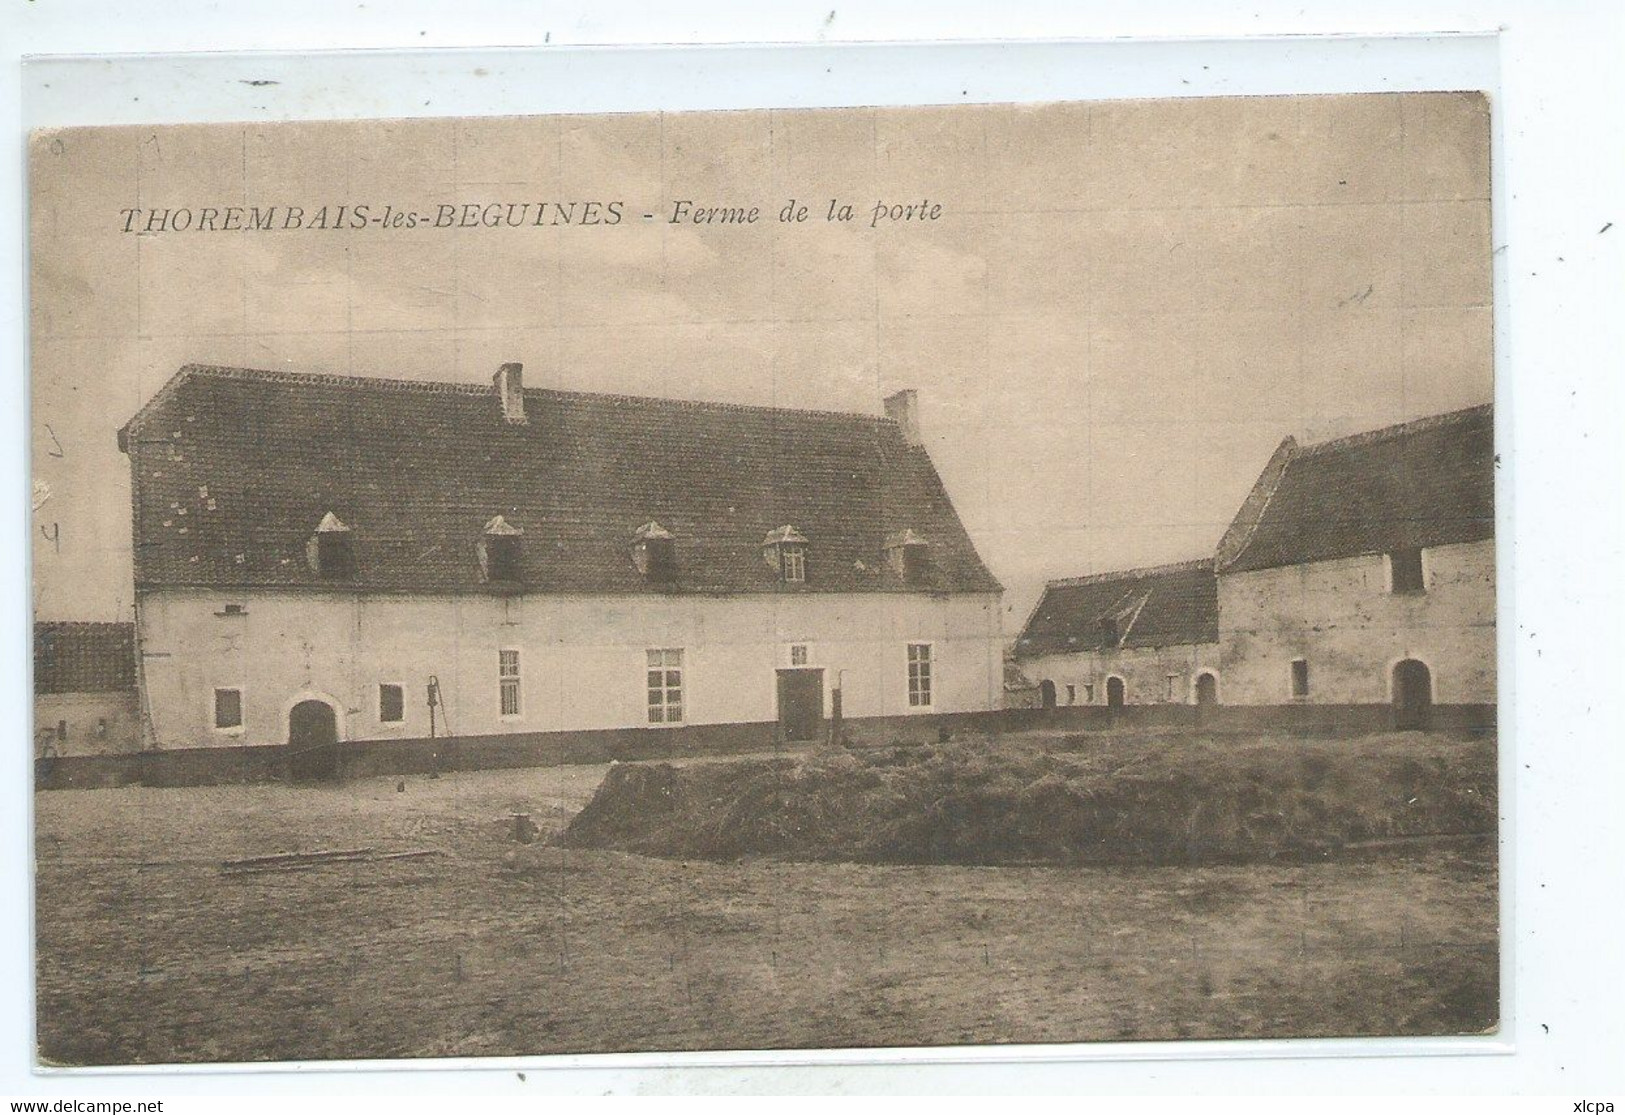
1011,404 -> 1495,733
1012,560 -> 1220,725
1212,404 -> 1496,732
116,362 -> 1005,780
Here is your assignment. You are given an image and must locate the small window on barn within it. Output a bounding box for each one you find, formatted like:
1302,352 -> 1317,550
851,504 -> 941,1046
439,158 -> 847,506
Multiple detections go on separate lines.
1290,659 -> 1310,700
481,515 -> 524,585
1390,547 -> 1426,595
1165,673 -> 1179,702
790,644 -> 809,666
379,683 -> 405,724
1083,682 -> 1095,704
310,512 -> 356,580
1065,684 -> 1076,705
213,687 -> 243,730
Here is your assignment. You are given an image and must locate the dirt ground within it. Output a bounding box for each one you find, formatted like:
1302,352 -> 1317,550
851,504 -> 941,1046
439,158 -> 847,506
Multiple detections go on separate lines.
34,745 -> 1499,1065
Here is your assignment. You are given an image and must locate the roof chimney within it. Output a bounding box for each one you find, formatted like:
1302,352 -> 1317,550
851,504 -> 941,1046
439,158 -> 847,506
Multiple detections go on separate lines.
495,362 -> 527,424
884,389 -> 921,446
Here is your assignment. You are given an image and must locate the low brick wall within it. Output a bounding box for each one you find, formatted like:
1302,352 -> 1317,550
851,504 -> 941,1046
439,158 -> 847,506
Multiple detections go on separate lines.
33,703 -> 1497,790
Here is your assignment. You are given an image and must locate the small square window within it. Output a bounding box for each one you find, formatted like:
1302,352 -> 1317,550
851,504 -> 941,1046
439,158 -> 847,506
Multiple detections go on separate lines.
214,688 -> 243,730
1390,547 -> 1425,594
790,644 -> 809,666
1290,659 -> 1310,700
379,683 -> 404,724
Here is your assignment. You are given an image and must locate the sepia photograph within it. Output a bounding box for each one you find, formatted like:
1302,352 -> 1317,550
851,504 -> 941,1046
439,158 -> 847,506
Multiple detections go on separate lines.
30,91 -> 1497,1066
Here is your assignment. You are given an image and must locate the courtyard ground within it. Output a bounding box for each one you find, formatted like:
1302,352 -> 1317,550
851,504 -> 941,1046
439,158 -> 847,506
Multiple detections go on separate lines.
34,733 -> 1498,1065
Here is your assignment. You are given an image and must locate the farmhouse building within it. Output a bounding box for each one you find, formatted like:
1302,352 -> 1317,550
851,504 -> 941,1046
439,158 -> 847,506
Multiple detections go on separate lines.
116,362 -> 1005,778
33,621 -> 143,759
1014,405 -> 1495,732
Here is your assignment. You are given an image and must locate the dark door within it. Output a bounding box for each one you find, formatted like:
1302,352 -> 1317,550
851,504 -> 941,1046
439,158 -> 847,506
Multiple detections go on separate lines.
1195,673 -> 1218,706
776,669 -> 824,743
1106,676 -> 1125,709
1392,660 -> 1433,731
288,699 -> 339,781
1039,679 -> 1057,709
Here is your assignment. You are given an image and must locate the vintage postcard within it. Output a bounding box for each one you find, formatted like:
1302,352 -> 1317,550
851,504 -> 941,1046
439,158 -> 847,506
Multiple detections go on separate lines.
30,93 -> 1496,1065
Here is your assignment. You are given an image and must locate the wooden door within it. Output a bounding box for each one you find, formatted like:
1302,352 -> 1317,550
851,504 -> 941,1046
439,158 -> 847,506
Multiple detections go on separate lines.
288,699 -> 339,781
1392,660 -> 1433,731
776,669 -> 824,743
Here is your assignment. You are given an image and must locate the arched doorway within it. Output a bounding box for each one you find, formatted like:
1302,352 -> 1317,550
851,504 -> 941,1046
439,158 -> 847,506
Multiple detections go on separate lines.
1039,679 -> 1057,710
288,699 -> 339,781
1195,672 -> 1219,706
1106,676 -> 1125,710
1392,660 -> 1433,731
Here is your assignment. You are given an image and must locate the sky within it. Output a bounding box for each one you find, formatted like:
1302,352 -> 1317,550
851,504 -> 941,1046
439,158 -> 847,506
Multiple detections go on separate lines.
29,93 -> 1492,630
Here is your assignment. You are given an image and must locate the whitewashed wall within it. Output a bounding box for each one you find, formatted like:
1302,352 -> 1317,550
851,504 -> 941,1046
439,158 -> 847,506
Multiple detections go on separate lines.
135,589 -> 1004,749
1016,643 -> 1222,707
1216,538 -> 1497,706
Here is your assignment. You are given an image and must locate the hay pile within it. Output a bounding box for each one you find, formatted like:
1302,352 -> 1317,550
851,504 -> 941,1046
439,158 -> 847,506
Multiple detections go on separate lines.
558,732 -> 1496,866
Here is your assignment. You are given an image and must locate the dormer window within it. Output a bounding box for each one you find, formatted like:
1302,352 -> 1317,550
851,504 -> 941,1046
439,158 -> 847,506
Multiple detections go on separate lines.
762,525 -> 809,584
632,521 -> 677,583
480,515 -> 524,584
310,512 -> 356,580
883,529 -> 931,583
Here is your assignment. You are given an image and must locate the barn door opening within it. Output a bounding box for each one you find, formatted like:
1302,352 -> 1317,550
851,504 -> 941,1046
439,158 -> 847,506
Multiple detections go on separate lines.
776,668 -> 824,743
1195,673 -> 1218,706
288,699 -> 339,781
1392,660 -> 1433,731
1106,676 -> 1125,709
1039,679 -> 1057,710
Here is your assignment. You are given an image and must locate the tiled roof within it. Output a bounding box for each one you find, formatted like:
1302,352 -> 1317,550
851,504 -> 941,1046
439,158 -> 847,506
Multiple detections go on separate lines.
34,622 -> 136,694
1014,559 -> 1218,658
1219,404 -> 1494,574
119,365 -> 1002,597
